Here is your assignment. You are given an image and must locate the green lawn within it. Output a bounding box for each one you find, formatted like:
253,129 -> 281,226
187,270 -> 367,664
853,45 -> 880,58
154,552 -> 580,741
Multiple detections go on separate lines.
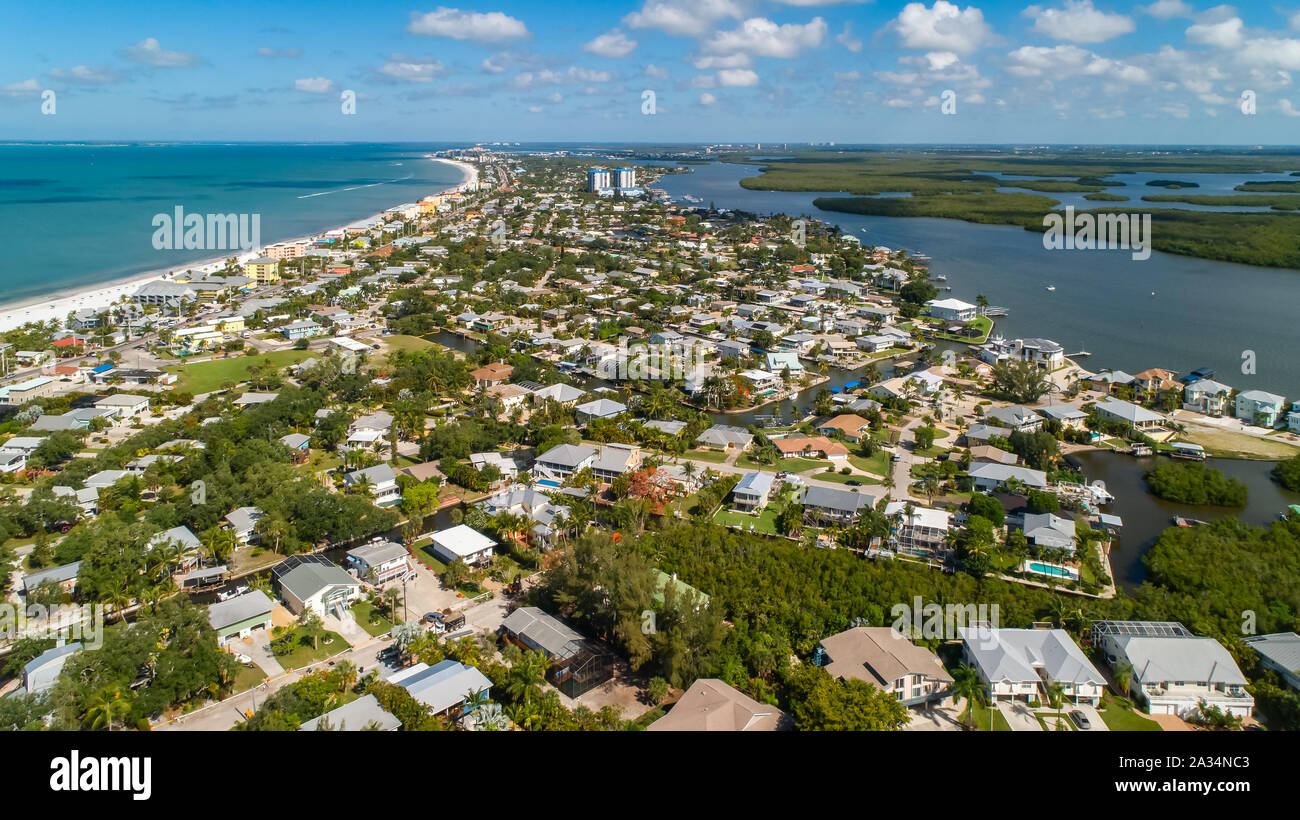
816,470 -> 881,485
381,334 -> 434,361
350,601 -> 395,637
685,448 -> 729,463
231,663 -> 268,693
1098,692 -> 1162,731
961,701 -> 1013,731
737,455 -> 826,473
272,629 -> 350,670
163,350 -> 317,394
850,451 -> 891,476
712,505 -> 781,534
414,544 -> 448,573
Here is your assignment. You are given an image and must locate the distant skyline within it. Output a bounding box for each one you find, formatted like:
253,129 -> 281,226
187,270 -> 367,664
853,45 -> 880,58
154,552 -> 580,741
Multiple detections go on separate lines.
5,1 -> 1300,144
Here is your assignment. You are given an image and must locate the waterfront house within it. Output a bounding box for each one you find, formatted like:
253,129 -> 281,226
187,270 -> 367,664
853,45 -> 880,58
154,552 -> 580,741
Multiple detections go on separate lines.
968,462 -> 1048,492
430,524 -> 496,566
816,413 -> 872,443
1036,403 -> 1088,430
695,425 -> 753,453
346,539 -> 414,585
388,659 -> 494,717
207,590 -> 275,646
469,361 -> 513,388
223,505 -> 265,547
959,627 -> 1105,706
1093,398 -> 1166,432
985,405 -> 1043,433
534,443 -> 598,480
1235,389 -> 1286,428
818,627 -> 953,709
926,298 -> 977,322
574,397 -> 627,422
1021,512 -> 1077,552
1182,379 -> 1232,417
274,554 -> 362,617
1132,368 -> 1181,397
344,463 -> 401,507
1093,621 -> 1254,719
774,436 -> 849,461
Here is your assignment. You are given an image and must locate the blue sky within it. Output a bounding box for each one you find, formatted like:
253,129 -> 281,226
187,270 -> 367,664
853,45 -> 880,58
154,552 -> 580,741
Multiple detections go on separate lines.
4,0 -> 1300,144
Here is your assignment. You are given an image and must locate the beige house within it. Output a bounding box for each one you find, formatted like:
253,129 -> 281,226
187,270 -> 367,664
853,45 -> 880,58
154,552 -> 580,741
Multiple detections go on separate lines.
818,627 -> 953,708
648,679 -> 791,731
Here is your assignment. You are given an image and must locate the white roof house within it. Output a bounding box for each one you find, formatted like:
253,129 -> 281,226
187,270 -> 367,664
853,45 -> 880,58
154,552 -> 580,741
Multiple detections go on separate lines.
959,627 -> 1105,706
430,525 -> 496,566
967,461 -> 1048,491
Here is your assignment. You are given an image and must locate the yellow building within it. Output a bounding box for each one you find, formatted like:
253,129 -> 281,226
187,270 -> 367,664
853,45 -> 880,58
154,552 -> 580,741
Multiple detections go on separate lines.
215,316 -> 245,333
242,257 -> 281,285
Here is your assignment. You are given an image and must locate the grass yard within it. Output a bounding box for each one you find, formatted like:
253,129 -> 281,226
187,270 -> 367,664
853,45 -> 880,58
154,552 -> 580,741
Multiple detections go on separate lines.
380,334 -> 434,361
685,448 -> 729,463
712,505 -> 781,534
272,629 -> 349,670
737,455 -> 827,473
163,350 -> 316,394
414,544 -> 448,573
816,470 -> 882,485
350,600 -> 395,637
1182,425 -> 1300,460
1098,692 -> 1162,731
849,451 -> 891,476
231,663 -> 267,693
961,701 -> 1013,731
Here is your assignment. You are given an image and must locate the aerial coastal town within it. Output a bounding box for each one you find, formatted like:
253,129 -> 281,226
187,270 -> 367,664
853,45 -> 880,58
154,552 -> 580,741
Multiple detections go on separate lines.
0,149 -> 1297,735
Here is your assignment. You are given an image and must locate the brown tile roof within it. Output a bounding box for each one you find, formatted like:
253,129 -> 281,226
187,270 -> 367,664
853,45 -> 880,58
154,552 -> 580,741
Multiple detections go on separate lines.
819,627 -> 954,689
648,679 -> 791,731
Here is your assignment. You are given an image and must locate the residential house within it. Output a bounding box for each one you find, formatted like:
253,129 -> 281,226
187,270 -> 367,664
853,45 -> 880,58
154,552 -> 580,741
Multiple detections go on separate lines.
926,298 -> 977,322
1022,512 -> 1077,552
275,555 -> 362,617
533,443 -> 598,480
968,462 -> 1049,492
207,590 -> 275,646
429,524 -> 496,566
816,413 -> 872,443
344,463 -> 401,507
1037,403 -> 1088,429
299,693 -> 401,731
1094,621 -> 1253,719
1244,632 -> 1300,692
1093,398 -> 1166,433
1235,389 -> 1286,428
22,561 -> 81,598
695,425 -> 753,452
223,505 -> 265,547
798,485 -> 877,526
731,471 -> 775,513
647,679 -> 792,731
773,436 -> 849,462
469,362 -> 514,388
1183,379 -> 1233,417
985,405 -> 1044,433
959,627 -> 1105,706
574,397 -> 627,422
387,659 -> 494,717
591,443 -> 642,482
346,539 -> 414,585
883,502 -> 951,557
23,643 -> 82,695
818,627 -> 953,708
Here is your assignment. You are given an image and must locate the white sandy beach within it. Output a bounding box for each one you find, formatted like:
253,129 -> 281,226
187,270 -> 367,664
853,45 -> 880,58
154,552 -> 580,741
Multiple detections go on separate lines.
0,156 -> 479,334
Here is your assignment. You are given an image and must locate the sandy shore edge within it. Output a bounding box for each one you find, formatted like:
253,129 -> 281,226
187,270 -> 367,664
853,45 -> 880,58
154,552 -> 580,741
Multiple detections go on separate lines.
0,156 -> 478,333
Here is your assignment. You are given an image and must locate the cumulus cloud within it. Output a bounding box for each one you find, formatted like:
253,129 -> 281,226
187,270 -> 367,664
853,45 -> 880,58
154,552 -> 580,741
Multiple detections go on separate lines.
1024,0 -> 1135,44
699,92 -> 717,104
121,37 -> 201,67
702,17 -> 828,59
511,66 -> 616,89
718,68 -> 760,86
889,1 -> 994,56
836,22 -> 864,52
584,30 -> 637,58
294,77 -> 335,93
1186,15 -> 1244,49
624,0 -> 744,37
1,78 -> 42,98
407,8 -> 530,44
1139,0 -> 1194,19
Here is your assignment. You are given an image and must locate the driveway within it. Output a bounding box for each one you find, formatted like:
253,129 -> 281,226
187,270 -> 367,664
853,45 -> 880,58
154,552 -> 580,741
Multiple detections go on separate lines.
999,701 -> 1043,731
1069,703 -> 1108,731
235,627 -> 284,677
905,705 -> 965,731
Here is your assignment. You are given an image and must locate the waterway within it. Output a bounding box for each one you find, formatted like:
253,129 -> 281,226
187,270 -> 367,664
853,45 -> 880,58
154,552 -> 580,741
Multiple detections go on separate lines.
1068,450 -> 1300,590
655,161 -> 1300,397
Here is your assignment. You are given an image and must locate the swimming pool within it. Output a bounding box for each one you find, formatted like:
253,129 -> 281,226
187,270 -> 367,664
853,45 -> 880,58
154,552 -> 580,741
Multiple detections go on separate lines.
537,479 -> 561,488
1023,561 -> 1079,581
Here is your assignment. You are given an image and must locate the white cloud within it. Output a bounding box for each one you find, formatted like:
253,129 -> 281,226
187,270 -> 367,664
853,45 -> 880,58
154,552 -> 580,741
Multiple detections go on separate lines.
1186,15 -> 1244,49
718,68 -> 760,86
1,78 -> 41,98
699,92 -> 717,104
702,17 -> 828,59
121,37 -> 201,67
257,47 -> 303,58
294,77 -> 335,93
1024,0 -> 1135,44
48,65 -> 123,84
692,53 -> 753,69
1280,98 -> 1300,116
407,8 -> 530,44
511,66 -> 615,89
885,97 -> 915,107
624,0 -> 744,37
377,55 -> 447,83
644,63 -> 670,80
1003,43 -> 1148,83
1139,0 -> 1193,19
584,30 -> 637,58
836,22 -> 864,52
890,1 -> 994,56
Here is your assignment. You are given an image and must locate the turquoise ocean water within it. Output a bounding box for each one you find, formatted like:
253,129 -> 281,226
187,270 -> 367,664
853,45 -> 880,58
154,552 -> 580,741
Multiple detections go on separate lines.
0,142 -> 464,305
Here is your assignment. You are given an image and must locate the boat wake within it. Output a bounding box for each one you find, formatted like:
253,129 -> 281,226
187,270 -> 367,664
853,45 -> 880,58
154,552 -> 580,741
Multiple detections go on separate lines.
298,175 -> 413,199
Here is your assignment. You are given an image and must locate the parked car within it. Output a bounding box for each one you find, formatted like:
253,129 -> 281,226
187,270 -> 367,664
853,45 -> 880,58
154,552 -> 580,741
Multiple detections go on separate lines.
891,453 -> 902,462
844,480 -> 862,486
1068,709 -> 1091,730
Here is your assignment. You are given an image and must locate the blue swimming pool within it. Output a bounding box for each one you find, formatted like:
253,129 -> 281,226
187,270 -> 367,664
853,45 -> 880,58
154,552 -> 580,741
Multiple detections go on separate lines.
537,479 -> 561,488
1027,562 -> 1076,579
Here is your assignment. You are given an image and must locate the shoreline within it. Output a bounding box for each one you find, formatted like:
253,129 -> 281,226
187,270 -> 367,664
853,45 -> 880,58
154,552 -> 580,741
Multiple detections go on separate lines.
0,156 -> 478,333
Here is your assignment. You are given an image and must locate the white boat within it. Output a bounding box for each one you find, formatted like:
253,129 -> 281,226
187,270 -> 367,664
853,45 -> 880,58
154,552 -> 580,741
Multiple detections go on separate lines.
1045,285 -> 1056,291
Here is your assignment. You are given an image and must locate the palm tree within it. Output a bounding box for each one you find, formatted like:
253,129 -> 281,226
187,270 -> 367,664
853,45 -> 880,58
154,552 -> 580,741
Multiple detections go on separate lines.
335,660 -> 359,693
1045,680 -> 1067,726
950,663 -> 987,730
85,686 -> 132,731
